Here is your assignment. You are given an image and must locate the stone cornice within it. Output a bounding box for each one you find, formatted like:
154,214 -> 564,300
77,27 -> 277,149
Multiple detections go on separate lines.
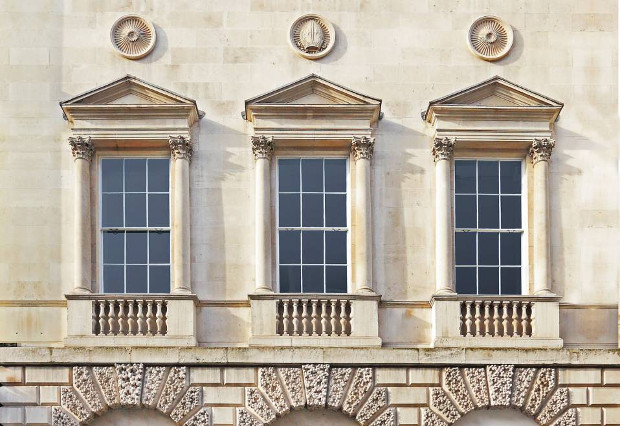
68,136 -> 94,161
251,136 -> 274,160
351,136 -> 375,161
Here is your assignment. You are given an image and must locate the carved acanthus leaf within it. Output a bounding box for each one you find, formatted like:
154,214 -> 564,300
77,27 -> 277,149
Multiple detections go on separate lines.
251,136 -> 274,160
68,136 -> 94,161
169,135 -> 194,162
351,136 -> 375,161
529,137 -> 555,164
431,137 -> 455,162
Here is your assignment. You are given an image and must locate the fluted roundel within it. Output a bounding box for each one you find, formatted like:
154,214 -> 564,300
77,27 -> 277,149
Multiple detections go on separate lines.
467,15 -> 514,61
110,14 -> 156,59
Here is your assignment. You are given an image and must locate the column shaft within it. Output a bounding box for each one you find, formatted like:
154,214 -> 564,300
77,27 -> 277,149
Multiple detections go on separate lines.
252,136 -> 274,293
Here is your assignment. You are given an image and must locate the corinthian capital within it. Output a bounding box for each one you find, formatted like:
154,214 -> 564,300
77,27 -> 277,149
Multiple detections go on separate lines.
251,136 -> 274,160
529,138 -> 555,164
169,136 -> 193,162
68,136 -> 94,161
431,137 -> 455,162
351,136 -> 375,161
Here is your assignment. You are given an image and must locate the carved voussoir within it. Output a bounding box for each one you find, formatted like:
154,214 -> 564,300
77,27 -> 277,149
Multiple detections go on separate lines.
278,368 -> 305,409
525,368 -> 556,416
115,363 -> 144,407
61,386 -> 93,423
93,366 -> 119,408
327,367 -> 353,410
430,387 -> 461,423
537,388 -> 570,425
463,368 -> 489,407
237,407 -> 264,426
342,368 -> 374,416
421,408 -> 449,426
302,364 -> 330,408
258,367 -> 289,416
142,366 -> 167,408
184,406 -> 211,426
487,365 -> 514,407
246,387 -> 276,424
369,407 -> 396,426
52,406 -> 79,426
442,368 -> 474,414
158,366 -> 188,414
356,387 -> 388,425
171,386 -> 203,423
512,368 -> 536,408
550,408 -> 578,426
73,366 -> 105,414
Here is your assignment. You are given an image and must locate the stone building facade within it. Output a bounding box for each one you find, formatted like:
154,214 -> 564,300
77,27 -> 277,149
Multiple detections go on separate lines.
0,0 -> 619,425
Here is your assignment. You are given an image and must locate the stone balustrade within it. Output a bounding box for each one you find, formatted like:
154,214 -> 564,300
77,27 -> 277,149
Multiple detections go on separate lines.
459,298 -> 534,338
276,297 -> 352,337
92,297 -> 168,336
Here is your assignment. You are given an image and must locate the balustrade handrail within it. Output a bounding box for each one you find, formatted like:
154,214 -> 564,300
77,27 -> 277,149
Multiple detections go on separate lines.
249,292 -> 381,301
431,294 -> 561,303
66,293 -> 198,302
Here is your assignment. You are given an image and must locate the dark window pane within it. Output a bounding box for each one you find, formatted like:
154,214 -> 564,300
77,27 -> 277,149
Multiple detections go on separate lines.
325,159 -> 346,192
303,265 -> 324,293
279,231 -> 300,264
279,194 -> 300,227
302,194 -> 323,227
103,265 -> 124,293
302,231 -> 324,264
278,159 -> 300,192
125,159 -> 146,192
125,193 -> 146,227
478,195 -> 499,228
500,161 -> 521,194
102,194 -> 124,227
148,159 -> 169,193
148,194 -> 170,227
456,267 -> 476,294
455,232 -> 476,265
455,160 -> 476,194
501,267 -> 522,295
479,267 -> 500,294
103,231 -> 124,264
478,232 -> 499,265
149,265 -> 170,293
101,159 -> 123,192
326,266 -> 347,293
478,161 -> 499,194
501,196 -> 521,229
280,266 -> 301,293
325,231 -> 347,264
302,159 -> 323,192
325,194 -> 346,227
500,233 -> 521,266
455,195 -> 476,228
149,231 -> 170,264
126,265 -> 148,293
126,232 -> 147,264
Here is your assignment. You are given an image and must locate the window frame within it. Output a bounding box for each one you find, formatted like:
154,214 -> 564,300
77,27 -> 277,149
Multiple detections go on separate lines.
96,152 -> 172,294
452,156 -> 529,295
274,154 -> 352,294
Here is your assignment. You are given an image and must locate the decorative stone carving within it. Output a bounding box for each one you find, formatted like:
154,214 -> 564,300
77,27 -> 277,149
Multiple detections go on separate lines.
171,386 -> 202,423
61,386 -> 93,423
550,408 -> 578,426
525,368 -> 556,416
421,408 -> 449,426
512,368 -> 536,408
246,387 -> 276,423
529,138 -> 556,164
158,366 -> 187,414
486,365 -> 514,407
327,367 -> 353,410
258,367 -> 289,415
289,14 -> 335,59
442,368 -> 474,414
110,14 -> 156,59
369,407 -> 396,426
342,368 -> 374,415
356,387 -> 388,425
251,136 -> 274,160
237,408 -> 264,426
52,406 -> 79,426
184,407 -> 211,426
142,366 -> 167,408
279,368 -> 306,409
72,367 -> 105,414
68,136 -> 94,161
93,366 -> 119,408
431,137 -> 455,162
467,15 -> 514,61
429,387 -> 461,423
351,136 -> 375,161
170,135 -> 194,162
115,363 -> 144,407
463,368 -> 489,407
537,388 -> 570,425
302,364 -> 330,408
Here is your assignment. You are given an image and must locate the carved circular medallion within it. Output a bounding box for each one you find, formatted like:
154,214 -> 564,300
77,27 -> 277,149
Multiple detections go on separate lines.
110,15 -> 156,59
467,16 -> 513,61
289,14 -> 335,60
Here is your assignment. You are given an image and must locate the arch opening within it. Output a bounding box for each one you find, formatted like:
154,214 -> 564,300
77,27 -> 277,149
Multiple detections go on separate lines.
454,408 -> 539,426
272,409 -> 360,426
90,408 -> 176,426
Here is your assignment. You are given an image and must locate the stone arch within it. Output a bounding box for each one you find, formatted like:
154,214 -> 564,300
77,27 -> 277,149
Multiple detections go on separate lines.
237,365 -> 395,426
51,364 -> 210,426
90,408 -> 177,425
420,365 -> 578,426
454,408 -> 539,425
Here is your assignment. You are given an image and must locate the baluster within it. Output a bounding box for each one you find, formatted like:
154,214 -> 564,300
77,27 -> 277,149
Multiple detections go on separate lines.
511,301 -> 519,337
301,300 -> 309,336
137,300 -> 145,335
483,301 -> 491,336
521,302 -> 528,337
99,301 -> 108,335
282,300 -> 290,336
465,301 -> 473,337
529,302 -> 536,337
118,299 -> 127,335
492,302 -> 500,337
474,301 -> 482,337
459,302 -> 465,336
340,300 -> 348,336
292,300 -> 300,336
276,302 -> 281,335
126,300 -> 136,335
501,301 -> 509,337
107,301 -> 116,335
155,300 -> 164,335
330,300 -> 338,336
92,301 -> 98,335
146,300 -> 155,336
311,300 -> 319,336
320,300 -> 328,336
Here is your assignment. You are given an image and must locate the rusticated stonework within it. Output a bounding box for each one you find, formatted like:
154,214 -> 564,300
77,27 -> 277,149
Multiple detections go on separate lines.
142,366 -> 167,408
251,135 -> 274,160
512,368 -> 537,408
170,386 -> 202,423
279,367 -> 306,409
258,367 -> 289,416
463,368 -> 489,407
93,366 -> 119,408
442,368 -> 474,414
246,387 -> 276,423
431,137 -> 455,162
169,135 -> 194,162
61,386 -> 92,423
486,364 -> 514,407
327,367 -> 353,410
422,408 -> 449,426
115,363 -> 144,407
525,368 -> 557,416
429,388 -> 460,423
342,368 -> 374,415
529,137 -> 556,164
184,407 -> 211,426
72,367 -> 104,414
158,366 -> 187,414
237,408 -> 263,426
370,407 -> 396,426
351,136 -> 375,161
551,408 -> 578,426
52,406 -> 79,426
356,387 -> 387,425
302,364 -> 330,408
68,136 -> 94,161
537,388 -> 569,425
